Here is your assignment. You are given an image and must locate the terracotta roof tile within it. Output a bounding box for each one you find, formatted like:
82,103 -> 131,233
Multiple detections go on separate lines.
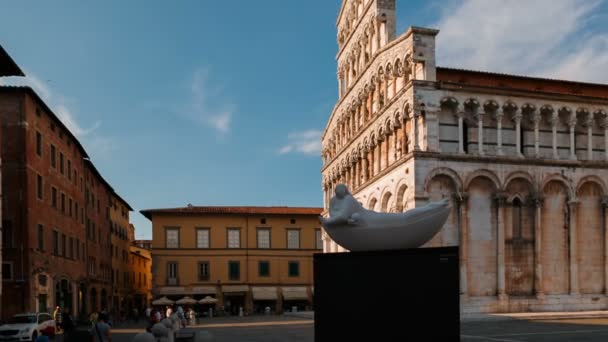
140,206 -> 323,220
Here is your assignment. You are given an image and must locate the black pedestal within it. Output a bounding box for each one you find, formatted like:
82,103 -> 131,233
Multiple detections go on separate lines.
314,247 -> 459,341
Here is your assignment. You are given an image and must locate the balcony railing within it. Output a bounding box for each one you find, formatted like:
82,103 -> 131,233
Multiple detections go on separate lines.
167,277 -> 179,286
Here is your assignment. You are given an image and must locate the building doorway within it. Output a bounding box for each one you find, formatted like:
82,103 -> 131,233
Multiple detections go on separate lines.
55,279 -> 73,313
223,295 -> 245,315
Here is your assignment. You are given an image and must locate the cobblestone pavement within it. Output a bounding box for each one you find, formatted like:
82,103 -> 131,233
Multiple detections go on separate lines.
462,318 -> 608,341
53,316 -> 608,341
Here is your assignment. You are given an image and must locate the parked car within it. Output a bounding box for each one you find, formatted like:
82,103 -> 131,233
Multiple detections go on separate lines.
0,312 -> 55,341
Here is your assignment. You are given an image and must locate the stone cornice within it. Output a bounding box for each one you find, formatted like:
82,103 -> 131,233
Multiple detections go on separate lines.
436,81 -> 608,106
414,151 -> 608,169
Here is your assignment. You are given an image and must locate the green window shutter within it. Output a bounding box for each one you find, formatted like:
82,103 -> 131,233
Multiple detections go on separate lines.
259,261 -> 270,277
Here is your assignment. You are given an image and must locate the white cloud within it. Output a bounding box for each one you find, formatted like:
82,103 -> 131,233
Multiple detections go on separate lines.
435,0 -> 608,82
279,130 -> 323,155
0,72 -> 111,157
188,68 -> 234,134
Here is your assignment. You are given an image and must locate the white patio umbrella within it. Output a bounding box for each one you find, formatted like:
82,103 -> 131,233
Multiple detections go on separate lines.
152,296 -> 175,306
175,296 -> 197,305
199,296 -> 218,304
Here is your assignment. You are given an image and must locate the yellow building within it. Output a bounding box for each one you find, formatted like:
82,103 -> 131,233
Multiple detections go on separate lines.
141,206 -> 323,314
130,244 -> 152,311
109,193 -> 133,318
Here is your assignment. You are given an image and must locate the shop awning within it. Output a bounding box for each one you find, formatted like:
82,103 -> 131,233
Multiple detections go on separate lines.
158,287 -> 186,295
222,285 -> 250,293
281,287 -> 309,301
252,287 -> 278,300
191,286 -> 217,295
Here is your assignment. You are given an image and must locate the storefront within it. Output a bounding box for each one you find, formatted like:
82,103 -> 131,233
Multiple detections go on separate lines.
221,285 -> 250,315
281,287 -> 310,312
251,287 -> 278,314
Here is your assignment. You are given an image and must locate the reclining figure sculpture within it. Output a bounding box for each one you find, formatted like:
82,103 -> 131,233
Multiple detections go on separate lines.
320,184 -> 451,251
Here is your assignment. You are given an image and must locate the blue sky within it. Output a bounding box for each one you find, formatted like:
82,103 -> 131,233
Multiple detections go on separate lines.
2,0 -> 608,239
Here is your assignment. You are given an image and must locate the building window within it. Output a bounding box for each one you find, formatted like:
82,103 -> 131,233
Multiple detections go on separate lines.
52,231 -> 59,256
258,261 -> 270,277
59,152 -> 64,174
2,220 -> 12,248
50,144 -> 56,168
287,229 -> 300,249
36,131 -> 42,156
68,198 -> 73,217
288,261 -> 300,277
61,193 -> 66,213
75,202 -> 79,221
257,228 -> 271,249
37,174 -> 43,200
227,228 -> 241,248
198,261 -> 210,281
315,229 -> 323,249
228,261 -> 240,281
67,160 -> 72,180
165,228 -> 180,248
167,262 -> 178,285
61,234 -> 66,257
69,237 -> 74,259
51,187 -> 57,208
76,239 -> 80,259
196,228 -> 210,249
37,224 -> 44,251
2,262 -> 13,280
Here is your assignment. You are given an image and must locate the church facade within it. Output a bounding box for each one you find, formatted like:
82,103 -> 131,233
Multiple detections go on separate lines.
321,0 -> 608,313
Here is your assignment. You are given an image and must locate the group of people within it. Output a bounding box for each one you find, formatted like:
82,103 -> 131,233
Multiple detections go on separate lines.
144,305 -> 196,330
42,306 -> 112,342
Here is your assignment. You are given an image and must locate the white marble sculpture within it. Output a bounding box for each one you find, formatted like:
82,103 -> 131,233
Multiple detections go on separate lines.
320,184 -> 451,251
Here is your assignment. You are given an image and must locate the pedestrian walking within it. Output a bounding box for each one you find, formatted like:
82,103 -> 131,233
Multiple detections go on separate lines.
53,306 -> 62,333
62,308 -> 76,340
90,311 -> 112,342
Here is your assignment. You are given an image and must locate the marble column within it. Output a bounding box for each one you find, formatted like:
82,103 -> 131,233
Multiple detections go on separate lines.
362,154 -> 369,182
514,109 -> 523,157
457,192 -> 469,296
457,111 -> 465,154
476,111 -> 484,155
534,197 -> 544,298
568,200 -> 579,295
412,112 -> 420,151
550,113 -> 559,159
568,113 -> 577,160
603,197 -> 608,295
586,115 -> 594,160
604,123 -> 608,160
496,193 -> 507,300
496,109 -> 504,155
533,109 -> 541,158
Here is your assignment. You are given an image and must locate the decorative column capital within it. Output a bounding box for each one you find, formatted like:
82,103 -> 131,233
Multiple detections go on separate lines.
529,195 -> 544,208
513,109 -> 523,123
532,110 -> 542,126
568,199 -> 579,208
494,192 -> 508,206
494,108 -> 504,122
549,113 -> 560,128
568,113 -> 578,128
452,192 -> 468,204
601,196 -> 608,208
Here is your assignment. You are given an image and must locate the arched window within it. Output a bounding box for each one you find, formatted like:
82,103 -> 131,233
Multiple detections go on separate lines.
512,198 -> 523,239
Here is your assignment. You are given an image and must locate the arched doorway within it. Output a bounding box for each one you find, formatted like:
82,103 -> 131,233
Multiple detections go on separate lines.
90,288 -> 98,313
101,289 -> 108,311
55,279 -> 73,314
79,283 -> 87,317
